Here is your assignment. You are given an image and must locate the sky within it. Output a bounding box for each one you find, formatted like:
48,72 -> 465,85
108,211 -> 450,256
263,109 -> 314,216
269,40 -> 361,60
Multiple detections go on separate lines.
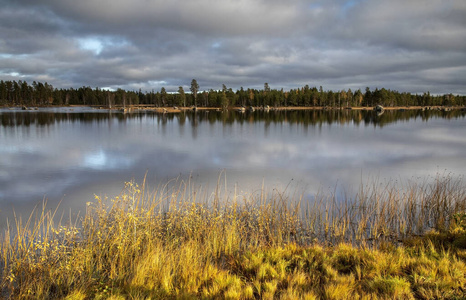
1,0 -> 466,94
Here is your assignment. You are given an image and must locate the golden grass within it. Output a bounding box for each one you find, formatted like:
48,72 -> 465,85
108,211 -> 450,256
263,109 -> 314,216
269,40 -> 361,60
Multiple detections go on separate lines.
1,174 -> 465,299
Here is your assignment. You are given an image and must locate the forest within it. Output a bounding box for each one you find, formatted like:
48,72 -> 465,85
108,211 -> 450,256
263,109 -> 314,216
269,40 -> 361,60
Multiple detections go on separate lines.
0,79 -> 465,108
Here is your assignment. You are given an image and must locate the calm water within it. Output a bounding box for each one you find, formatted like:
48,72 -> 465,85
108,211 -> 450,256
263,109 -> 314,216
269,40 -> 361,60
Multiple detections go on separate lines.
1,107 -> 465,227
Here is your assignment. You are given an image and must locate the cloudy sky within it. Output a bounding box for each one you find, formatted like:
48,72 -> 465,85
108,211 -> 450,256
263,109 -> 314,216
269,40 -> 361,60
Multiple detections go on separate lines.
1,0 -> 465,94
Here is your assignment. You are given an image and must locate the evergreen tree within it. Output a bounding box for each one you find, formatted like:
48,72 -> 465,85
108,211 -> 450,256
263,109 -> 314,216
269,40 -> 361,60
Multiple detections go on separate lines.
178,86 -> 186,107
190,79 -> 199,107
161,87 -> 167,106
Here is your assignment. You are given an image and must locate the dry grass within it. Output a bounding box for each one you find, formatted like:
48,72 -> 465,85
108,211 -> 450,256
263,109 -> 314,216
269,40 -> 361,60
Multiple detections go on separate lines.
1,174 -> 465,299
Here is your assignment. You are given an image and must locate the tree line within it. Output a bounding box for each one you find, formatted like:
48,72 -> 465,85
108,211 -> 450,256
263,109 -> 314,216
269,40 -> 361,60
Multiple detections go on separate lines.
1,79 -> 464,108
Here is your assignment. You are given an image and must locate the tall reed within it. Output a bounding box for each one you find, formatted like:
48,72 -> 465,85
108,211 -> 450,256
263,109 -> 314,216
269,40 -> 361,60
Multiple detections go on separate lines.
0,173 -> 465,298
301,173 -> 466,246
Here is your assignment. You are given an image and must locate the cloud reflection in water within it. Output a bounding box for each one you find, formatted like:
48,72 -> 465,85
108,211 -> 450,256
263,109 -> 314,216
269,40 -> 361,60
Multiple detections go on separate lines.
0,109 -> 465,228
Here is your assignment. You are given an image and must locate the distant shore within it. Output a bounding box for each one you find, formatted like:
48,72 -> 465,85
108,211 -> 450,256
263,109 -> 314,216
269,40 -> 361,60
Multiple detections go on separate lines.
2,104 -> 465,114
88,104 -> 465,114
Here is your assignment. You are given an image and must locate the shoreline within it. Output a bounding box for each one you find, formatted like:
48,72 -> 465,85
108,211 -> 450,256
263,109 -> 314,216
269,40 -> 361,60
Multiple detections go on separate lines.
3,104 -> 464,114
1,175 -> 465,299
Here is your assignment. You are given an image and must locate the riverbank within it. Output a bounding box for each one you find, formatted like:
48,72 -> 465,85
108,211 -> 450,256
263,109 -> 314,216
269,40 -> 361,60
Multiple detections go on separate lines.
1,175 -> 465,299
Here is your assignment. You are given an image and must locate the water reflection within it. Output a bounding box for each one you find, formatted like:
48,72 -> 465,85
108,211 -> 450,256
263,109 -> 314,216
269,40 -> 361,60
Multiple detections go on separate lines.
2,108 -> 465,128
0,108 -> 465,229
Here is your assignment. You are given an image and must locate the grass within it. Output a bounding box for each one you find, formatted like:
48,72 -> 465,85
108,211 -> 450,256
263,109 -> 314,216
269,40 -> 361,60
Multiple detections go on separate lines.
1,174 -> 465,299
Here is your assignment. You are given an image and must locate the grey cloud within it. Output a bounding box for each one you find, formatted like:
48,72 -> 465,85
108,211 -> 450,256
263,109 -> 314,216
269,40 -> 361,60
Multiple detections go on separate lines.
338,0 -> 466,51
0,6 -> 69,53
37,0 -> 304,37
1,0 -> 466,94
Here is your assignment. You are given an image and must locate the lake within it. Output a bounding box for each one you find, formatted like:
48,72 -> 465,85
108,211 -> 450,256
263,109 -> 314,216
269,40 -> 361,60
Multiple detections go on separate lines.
1,107 -> 465,228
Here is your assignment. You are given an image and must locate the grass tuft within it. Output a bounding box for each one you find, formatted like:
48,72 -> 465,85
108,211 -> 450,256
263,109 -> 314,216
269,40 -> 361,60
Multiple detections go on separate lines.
1,174 -> 465,298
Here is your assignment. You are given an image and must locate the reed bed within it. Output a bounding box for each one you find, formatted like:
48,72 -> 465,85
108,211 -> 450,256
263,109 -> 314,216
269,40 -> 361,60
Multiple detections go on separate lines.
1,174 -> 465,299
